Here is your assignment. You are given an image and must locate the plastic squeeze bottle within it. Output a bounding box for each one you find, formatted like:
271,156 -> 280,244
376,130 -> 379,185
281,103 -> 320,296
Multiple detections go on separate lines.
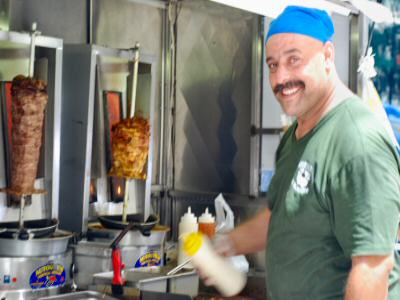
177,206 -> 198,269
198,207 -> 216,238
184,232 -> 246,297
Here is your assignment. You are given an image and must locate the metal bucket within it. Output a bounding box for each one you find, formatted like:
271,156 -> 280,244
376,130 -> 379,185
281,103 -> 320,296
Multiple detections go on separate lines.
0,230 -> 73,257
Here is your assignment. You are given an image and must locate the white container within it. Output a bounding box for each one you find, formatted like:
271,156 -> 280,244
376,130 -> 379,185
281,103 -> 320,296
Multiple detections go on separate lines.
183,232 -> 247,297
177,206 -> 198,269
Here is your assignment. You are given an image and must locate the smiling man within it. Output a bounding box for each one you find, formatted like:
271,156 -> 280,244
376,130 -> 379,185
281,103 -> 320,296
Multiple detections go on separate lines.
207,5 -> 400,300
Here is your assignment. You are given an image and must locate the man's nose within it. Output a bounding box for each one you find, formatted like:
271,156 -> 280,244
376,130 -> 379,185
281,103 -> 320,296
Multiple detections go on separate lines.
273,65 -> 290,84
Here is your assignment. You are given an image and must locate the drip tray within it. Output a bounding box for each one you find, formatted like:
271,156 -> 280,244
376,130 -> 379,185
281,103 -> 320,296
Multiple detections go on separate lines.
93,266 -> 199,297
37,290 -> 119,300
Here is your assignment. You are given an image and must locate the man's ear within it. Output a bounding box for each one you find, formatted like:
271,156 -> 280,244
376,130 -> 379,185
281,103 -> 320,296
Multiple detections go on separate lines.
323,41 -> 335,73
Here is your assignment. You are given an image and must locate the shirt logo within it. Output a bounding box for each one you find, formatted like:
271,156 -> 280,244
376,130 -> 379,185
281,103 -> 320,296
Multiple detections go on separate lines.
291,160 -> 313,195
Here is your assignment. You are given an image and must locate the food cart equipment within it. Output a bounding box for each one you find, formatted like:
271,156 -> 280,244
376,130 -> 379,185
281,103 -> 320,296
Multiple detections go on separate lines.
0,29 -> 73,300
92,267 -> 199,298
59,44 -> 165,289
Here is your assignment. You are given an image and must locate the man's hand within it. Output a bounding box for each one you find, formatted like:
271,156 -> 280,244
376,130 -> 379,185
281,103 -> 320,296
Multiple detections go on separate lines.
345,254 -> 395,300
229,208 -> 271,255
198,208 -> 271,286
213,234 -> 237,257
198,234 -> 236,286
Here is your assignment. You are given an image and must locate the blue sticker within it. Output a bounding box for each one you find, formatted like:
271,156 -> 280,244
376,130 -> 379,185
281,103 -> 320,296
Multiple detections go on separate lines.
3,275 -> 10,284
134,251 -> 161,268
29,263 -> 66,289
260,169 -> 275,192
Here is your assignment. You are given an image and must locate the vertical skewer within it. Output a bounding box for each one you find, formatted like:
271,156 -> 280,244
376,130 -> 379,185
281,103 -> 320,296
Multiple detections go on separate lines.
129,43 -> 140,119
28,23 -> 40,77
18,195 -> 25,230
122,43 -> 140,223
121,182 -> 129,223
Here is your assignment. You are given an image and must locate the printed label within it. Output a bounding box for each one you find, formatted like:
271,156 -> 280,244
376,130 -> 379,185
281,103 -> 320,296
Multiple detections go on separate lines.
134,251 -> 161,268
29,263 -> 66,289
292,160 -> 313,195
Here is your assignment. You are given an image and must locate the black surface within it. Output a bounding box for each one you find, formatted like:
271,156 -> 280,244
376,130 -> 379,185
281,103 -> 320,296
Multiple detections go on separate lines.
112,284 -> 124,296
140,291 -> 193,300
98,214 -> 158,236
0,218 -> 58,238
250,125 -> 283,136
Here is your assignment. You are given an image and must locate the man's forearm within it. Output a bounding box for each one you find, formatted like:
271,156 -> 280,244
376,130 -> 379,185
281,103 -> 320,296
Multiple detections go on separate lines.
228,208 -> 271,255
345,255 -> 394,300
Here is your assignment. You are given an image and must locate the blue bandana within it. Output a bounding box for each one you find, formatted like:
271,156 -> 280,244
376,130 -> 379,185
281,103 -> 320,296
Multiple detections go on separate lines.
265,6 -> 334,44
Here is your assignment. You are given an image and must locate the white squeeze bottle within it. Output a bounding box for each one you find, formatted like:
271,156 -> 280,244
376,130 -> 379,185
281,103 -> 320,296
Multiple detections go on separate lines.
183,232 -> 247,297
178,206 -> 198,269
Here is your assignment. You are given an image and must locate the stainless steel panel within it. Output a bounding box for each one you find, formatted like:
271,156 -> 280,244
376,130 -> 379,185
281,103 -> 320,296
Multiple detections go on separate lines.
173,0 -> 255,194
73,242 -> 114,289
59,44 -> 96,233
9,0 -> 86,43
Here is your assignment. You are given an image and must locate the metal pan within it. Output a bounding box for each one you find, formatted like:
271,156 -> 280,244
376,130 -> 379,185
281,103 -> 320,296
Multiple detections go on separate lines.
0,218 -> 58,239
98,213 -> 158,236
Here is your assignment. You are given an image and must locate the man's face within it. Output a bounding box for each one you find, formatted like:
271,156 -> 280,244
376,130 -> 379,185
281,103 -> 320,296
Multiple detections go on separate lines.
265,33 -> 332,120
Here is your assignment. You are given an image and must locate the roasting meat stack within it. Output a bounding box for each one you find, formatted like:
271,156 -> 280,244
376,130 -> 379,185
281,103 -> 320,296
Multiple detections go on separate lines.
109,116 -> 150,180
10,75 -> 48,194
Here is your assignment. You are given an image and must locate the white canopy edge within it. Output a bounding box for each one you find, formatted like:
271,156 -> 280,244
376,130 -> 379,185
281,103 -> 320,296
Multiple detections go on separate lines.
208,0 -> 351,18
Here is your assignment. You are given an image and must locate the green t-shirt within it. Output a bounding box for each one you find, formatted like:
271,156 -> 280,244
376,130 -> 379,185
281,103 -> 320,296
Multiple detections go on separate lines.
266,97 -> 400,300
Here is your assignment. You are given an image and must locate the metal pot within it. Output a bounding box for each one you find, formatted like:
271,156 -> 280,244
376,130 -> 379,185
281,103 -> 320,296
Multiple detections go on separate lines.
0,229 -> 73,257
0,218 -> 58,239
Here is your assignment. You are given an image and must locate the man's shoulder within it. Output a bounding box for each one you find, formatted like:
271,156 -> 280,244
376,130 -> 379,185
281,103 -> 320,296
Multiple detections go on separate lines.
328,97 -> 388,144
335,96 -> 376,126
314,97 -> 397,168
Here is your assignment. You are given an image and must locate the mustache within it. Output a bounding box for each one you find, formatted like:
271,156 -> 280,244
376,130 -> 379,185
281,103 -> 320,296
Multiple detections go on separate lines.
273,81 -> 305,94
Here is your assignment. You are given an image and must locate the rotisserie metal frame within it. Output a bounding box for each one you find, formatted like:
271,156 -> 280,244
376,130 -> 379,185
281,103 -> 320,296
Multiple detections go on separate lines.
59,44 -> 157,234
0,29 -> 63,220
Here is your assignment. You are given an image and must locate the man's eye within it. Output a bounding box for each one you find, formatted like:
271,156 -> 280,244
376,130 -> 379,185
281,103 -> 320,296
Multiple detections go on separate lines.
268,63 -> 278,71
289,56 -> 300,64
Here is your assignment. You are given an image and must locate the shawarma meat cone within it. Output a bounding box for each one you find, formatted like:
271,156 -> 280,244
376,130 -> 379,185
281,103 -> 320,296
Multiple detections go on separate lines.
9,75 -> 48,195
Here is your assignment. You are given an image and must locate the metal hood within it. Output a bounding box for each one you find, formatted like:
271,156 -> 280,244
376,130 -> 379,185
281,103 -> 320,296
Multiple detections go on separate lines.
208,0 -> 351,18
